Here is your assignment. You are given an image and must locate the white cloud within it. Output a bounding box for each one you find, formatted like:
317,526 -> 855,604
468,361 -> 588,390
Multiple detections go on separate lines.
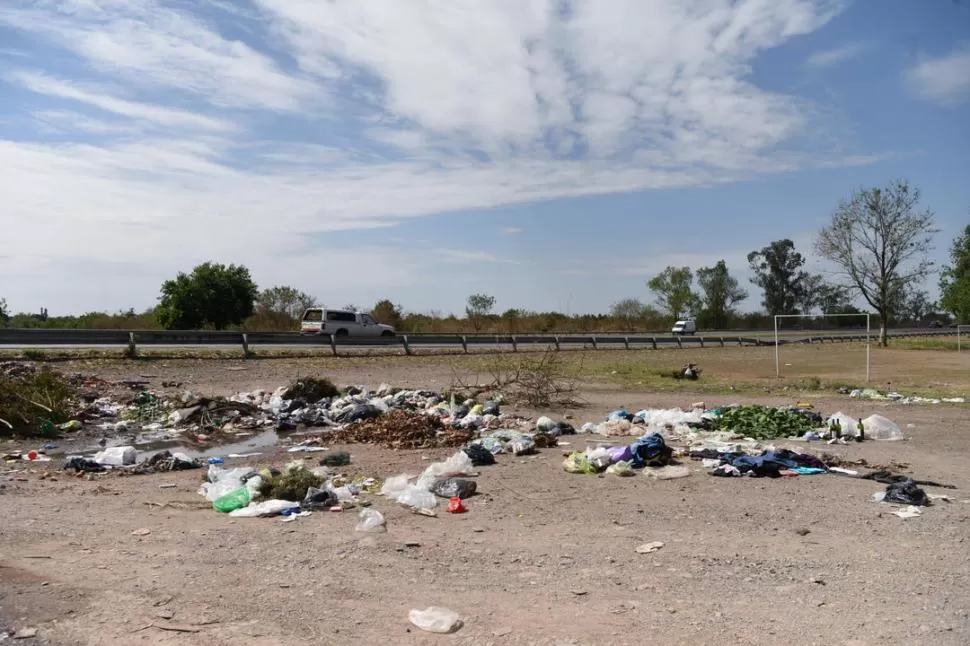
0,0 -> 890,313
903,43 -> 970,106
6,70 -> 236,132
502,227 -> 524,235
804,41 -> 870,69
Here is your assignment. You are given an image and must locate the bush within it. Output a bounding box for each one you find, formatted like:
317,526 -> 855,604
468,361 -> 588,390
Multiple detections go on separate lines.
0,366 -> 74,436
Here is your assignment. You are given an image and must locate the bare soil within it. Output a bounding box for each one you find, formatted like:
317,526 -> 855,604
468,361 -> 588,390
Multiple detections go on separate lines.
2,358 -> 970,645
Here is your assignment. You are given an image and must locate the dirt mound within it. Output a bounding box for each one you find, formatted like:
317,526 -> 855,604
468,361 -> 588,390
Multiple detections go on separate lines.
326,409 -> 472,449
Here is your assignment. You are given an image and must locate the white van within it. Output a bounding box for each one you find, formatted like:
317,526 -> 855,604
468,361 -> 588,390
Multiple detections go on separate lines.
300,308 -> 396,338
671,319 -> 696,335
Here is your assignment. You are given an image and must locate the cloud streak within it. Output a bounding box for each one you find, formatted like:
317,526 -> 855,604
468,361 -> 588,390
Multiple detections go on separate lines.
804,41 -> 870,69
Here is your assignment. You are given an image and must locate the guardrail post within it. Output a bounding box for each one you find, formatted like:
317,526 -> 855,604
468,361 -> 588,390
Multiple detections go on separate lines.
698,336 -> 704,348
737,336 -> 743,346
511,336 -> 518,352
554,336 -> 560,351
127,332 -> 137,359
719,337 -> 725,347
461,336 -> 468,353
591,336 -> 598,350
676,336 -> 682,348
241,333 -> 250,359
623,337 -> 630,350
651,337 -> 657,350
402,335 -> 412,356
329,334 -> 338,357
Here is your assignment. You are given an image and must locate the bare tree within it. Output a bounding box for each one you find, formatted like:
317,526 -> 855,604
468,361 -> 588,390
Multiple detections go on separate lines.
815,180 -> 937,346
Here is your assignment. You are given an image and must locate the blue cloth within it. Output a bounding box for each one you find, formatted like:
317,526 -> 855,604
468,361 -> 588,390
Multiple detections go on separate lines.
629,433 -> 671,468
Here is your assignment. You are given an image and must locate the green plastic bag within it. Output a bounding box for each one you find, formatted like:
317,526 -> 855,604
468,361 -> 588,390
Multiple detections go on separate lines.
562,452 -> 598,475
213,487 -> 250,513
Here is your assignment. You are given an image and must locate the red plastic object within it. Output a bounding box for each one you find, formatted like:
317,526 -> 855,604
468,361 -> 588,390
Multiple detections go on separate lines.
26,450 -> 38,461
447,496 -> 467,513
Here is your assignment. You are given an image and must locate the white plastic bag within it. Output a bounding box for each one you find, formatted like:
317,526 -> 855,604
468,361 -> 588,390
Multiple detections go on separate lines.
862,414 -> 904,441
93,446 -> 137,466
408,607 -> 462,634
380,474 -> 412,497
416,451 -> 474,489
535,415 -> 556,432
199,466 -> 255,502
395,485 -> 438,510
643,465 -> 691,480
355,508 -> 387,532
228,499 -> 299,518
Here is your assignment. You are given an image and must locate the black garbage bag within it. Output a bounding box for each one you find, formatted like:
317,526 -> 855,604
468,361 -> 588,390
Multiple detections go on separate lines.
554,421 -> 576,435
451,404 -> 470,420
335,404 -> 383,424
463,444 -> 495,466
319,450 -> 351,467
64,456 -> 106,472
482,401 -> 500,416
884,479 -> 930,506
302,486 -> 339,510
430,477 -> 477,499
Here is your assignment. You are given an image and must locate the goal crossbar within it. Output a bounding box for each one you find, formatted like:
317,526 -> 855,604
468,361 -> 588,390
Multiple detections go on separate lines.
774,313 -> 871,383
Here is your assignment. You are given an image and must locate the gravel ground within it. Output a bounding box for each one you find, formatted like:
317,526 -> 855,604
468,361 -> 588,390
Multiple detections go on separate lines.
2,360 -> 969,645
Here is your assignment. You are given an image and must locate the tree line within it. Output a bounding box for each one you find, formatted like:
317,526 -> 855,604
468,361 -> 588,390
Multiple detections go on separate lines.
0,180 -> 966,344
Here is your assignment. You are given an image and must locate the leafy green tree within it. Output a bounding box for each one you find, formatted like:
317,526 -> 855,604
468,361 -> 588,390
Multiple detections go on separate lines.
816,180 -> 937,346
371,299 -> 403,327
695,261 -> 747,329
257,286 -> 317,319
465,293 -> 496,331
747,239 -> 811,315
0,298 -> 9,328
939,223 -> 970,323
155,262 -> 259,330
647,266 -> 697,319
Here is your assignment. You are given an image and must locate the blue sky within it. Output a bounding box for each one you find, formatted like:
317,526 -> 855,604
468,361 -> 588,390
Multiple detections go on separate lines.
1,0 -> 968,318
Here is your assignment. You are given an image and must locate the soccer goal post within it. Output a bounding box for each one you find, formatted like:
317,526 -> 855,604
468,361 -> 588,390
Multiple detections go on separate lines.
957,325 -> 970,352
774,313 -> 871,383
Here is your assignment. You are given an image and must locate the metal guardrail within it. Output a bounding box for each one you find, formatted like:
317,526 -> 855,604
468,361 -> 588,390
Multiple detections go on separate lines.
0,328 -> 954,358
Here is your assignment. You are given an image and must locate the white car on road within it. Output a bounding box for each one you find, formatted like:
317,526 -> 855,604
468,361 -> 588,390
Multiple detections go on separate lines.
300,308 -> 396,338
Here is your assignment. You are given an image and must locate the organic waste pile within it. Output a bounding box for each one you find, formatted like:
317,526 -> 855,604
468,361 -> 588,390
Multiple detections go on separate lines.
324,409 -> 473,449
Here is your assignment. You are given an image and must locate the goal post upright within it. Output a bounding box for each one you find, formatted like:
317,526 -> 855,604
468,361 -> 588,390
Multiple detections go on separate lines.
773,313 -> 871,383
957,325 -> 970,352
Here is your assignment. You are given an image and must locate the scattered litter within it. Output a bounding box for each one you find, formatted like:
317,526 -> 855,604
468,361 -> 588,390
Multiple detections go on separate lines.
409,607 -> 462,634
891,506 -> 922,519
355,508 -> 387,532
635,541 -> 665,554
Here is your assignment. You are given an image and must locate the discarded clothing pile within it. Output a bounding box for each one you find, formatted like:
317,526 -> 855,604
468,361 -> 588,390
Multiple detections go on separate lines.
691,448 -> 829,478
563,432 -> 685,477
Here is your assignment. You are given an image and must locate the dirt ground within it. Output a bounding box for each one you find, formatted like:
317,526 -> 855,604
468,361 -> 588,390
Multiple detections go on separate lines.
2,358 -> 970,645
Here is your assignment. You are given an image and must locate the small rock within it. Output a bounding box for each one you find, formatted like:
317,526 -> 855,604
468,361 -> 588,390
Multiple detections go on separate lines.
795,528 -> 811,536
472,527 -> 485,533
570,589 -> 588,596
131,528 -> 151,536
404,541 -> 421,548
13,627 -> 38,639
156,609 -> 175,619
493,627 -> 513,637
635,541 -> 664,554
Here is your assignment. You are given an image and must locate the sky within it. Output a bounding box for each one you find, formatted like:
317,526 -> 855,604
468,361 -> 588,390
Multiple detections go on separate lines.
1,0 -> 969,318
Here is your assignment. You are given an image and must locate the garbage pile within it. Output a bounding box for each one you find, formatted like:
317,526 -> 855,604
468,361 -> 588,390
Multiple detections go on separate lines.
196,447 -> 484,520
842,387 -> 965,405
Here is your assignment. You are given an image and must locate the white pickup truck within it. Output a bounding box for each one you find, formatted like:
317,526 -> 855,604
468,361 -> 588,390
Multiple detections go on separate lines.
300,308 -> 396,338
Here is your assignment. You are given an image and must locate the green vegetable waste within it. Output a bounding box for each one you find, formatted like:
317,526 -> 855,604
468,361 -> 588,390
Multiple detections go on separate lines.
714,405 -> 818,440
